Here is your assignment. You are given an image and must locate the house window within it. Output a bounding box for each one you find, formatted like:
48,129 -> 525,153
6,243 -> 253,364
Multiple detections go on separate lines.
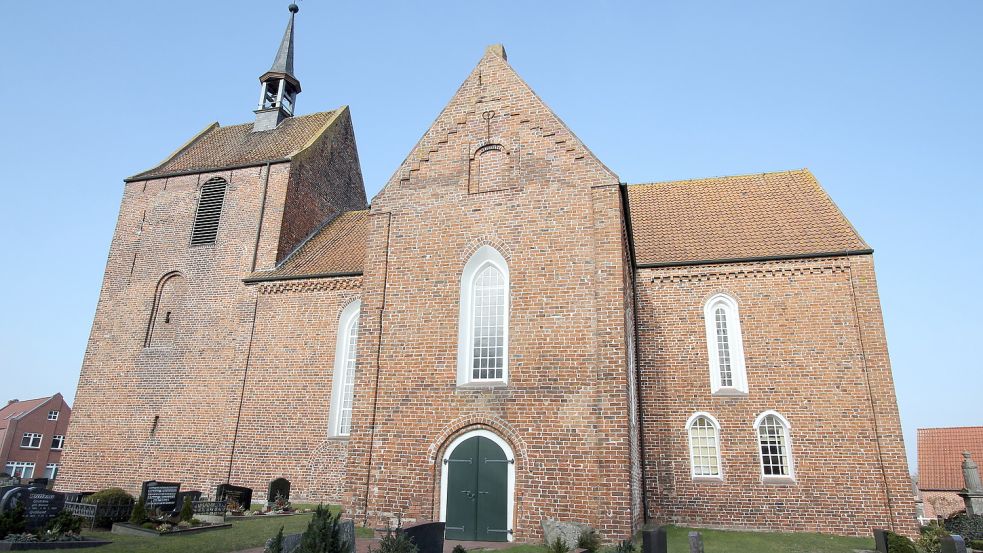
457,246 -> 510,385
329,300 -> 361,437
47,410 -> 59,421
20,433 -> 42,449
51,435 -> 65,450
43,464 -> 58,480
686,413 -> 722,478
5,462 -> 35,479
190,177 -> 227,246
703,293 -> 748,395
754,411 -> 794,479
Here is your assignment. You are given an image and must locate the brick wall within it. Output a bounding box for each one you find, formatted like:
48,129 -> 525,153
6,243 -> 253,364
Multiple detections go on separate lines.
342,49 -> 639,542
635,255 -> 916,537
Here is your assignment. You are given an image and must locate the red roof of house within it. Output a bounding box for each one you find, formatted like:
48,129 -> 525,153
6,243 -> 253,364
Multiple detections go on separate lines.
0,396 -> 55,432
918,426 -> 983,491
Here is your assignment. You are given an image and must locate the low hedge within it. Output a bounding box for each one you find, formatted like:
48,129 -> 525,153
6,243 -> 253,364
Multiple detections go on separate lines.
944,513 -> 983,542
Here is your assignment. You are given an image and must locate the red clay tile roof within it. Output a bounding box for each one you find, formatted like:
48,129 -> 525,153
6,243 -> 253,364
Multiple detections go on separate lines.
0,396 -> 53,432
246,210 -> 368,282
129,110 -> 341,181
627,169 -> 869,266
918,427 -> 983,491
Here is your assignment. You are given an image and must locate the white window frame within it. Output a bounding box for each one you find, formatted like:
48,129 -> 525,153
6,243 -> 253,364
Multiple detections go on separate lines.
703,293 -> 748,396
5,462 -> 35,479
44,463 -> 58,480
51,435 -> 65,450
753,410 -> 795,481
328,300 -> 361,438
47,410 -> 59,421
21,432 -> 42,449
685,412 -> 723,480
457,245 -> 510,386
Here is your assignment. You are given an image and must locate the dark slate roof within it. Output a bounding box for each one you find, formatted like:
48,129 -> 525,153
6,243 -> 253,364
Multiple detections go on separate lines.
128,109 -> 341,181
246,210 -> 368,282
627,169 -> 869,266
918,427 -> 983,491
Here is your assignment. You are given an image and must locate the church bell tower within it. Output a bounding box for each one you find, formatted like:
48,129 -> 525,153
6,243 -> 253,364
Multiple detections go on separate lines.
254,3 -> 301,132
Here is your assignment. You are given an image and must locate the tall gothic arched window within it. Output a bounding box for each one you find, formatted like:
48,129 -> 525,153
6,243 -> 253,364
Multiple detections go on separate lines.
329,300 -> 361,437
703,293 -> 748,395
457,246 -> 509,385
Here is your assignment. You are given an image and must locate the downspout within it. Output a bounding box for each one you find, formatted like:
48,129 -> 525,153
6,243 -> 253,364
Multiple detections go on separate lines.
618,182 -> 652,523
228,297 -> 260,484
251,162 -> 273,272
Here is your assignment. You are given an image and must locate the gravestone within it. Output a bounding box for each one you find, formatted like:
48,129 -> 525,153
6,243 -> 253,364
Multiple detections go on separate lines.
0,486 -> 28,513
216,484 -> 253,509
941,535 -> 967,553
542,518 -> 591,549
141,480 -> 181,512
688,531 -> 704,553
23,488 -> 66,530
873,529 -> 889,553
267,478 -> 291,505
339,519 -> 356,553
641,527 -> 668,553
65,491 -> 94,503
400,521 -> 444,553
29,478 -> 49,488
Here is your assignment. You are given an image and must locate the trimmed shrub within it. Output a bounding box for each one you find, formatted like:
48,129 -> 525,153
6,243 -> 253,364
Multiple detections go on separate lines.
0,504 -> 27,540
371,527 -> 418,553
613,539 -> 634,553
130,495 -> 147,524
968,539 -> 983,550
179,497 -> 193,522
886,531 -> 917,553
83,487 -> 135,528
452,546 -> 467,553
297,505 -> 349,553
547,535 -> 571,553
944,513 -> 983,541
43,510 -> 83,536
265,526 -> 284,553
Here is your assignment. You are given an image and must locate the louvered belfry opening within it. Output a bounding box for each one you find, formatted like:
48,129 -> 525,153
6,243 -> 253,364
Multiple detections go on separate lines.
191,177 -> 227,246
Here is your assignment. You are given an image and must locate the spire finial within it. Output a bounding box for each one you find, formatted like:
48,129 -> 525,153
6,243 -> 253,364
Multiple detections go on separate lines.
288,3 -> 299,13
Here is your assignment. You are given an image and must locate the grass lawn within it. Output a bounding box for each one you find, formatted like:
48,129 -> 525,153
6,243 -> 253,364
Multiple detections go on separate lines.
664,525 -> 874,553
82,512 -> 314,553
501,526 -> 874,553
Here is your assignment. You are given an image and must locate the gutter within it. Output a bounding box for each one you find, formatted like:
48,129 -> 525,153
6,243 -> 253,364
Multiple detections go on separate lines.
635,249 -> 874,270
125,158 -> 291,183
242,270 -> 363,284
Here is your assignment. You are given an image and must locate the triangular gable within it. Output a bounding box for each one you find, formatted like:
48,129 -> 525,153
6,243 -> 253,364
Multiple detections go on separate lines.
375,45 -> 617,200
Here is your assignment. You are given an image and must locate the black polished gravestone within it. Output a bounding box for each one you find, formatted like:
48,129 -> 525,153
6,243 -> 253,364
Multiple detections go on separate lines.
174,490 -> 202,511
215,484 -> 253,509
641,526 -> 668,553
0,486 -> 28,512
873,529 -> 889,553
400,522 -> 444,553
141,480 -> 181,512
23,488 -> 66,530
267,478 -> 291,505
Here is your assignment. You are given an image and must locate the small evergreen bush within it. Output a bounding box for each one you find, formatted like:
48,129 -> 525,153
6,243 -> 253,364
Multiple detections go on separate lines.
44,510 -> 83,535
944,513 -> 983,541
613,539 -> 634,553
129,494 -> 147,524
916,522 -> 949,553
179,497 -> 194,522
296,505 -> 349,553
83,487 -> 135,528
265,525 -> 285,553
371,527 -> 418,553
886,531 -> 917,553
547,535 -> 570,553
577,529 -> 601,553
452,545 -> 467,553
0,504 -> 27,540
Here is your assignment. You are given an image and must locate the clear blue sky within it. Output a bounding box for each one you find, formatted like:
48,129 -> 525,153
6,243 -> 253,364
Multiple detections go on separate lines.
0,1 -> 979,471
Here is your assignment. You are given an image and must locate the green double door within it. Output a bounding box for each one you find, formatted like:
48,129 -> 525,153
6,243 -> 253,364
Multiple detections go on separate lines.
445,436 -> 509,542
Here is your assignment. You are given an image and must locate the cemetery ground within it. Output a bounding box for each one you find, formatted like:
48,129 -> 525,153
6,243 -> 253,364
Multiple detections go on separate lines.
77,518 -> 876,553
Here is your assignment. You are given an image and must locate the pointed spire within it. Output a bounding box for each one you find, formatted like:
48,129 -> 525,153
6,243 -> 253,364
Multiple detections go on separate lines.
259,4 -> 301,92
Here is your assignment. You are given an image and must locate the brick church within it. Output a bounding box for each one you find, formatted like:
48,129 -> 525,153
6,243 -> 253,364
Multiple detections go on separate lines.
59,5 -> 916,541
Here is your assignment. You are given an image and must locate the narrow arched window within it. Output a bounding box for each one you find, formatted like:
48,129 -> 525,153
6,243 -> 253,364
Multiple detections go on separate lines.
686,413 -> 722,478
457,246 -> 509,385
145,272 -> 187,347
329,300 -> 360,437
754,411 -> 794,479
190,177 -> 227,246
703,293 -> 747,395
